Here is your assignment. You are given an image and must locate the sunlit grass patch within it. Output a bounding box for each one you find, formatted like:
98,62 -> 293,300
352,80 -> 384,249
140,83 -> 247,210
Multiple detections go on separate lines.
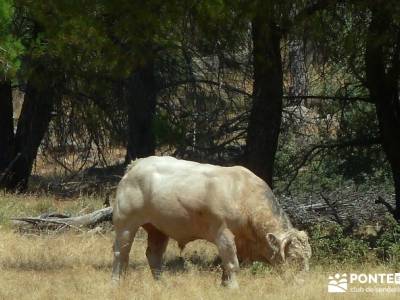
1,194 -> 399,299
1,228 -> 399,300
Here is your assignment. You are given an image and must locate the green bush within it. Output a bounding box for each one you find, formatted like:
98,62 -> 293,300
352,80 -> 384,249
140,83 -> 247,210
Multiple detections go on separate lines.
375,215 -> 400,267
310,223 -> 370,264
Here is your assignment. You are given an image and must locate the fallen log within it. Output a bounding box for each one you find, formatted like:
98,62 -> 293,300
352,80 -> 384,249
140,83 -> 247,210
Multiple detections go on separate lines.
12,207 -> 113,230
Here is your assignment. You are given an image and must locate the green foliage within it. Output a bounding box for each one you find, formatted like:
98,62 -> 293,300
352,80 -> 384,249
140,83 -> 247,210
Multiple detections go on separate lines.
275,99 -> 392,193
376,216 -> 400,267
153,111 -> 186,147
250,261 -> 271,275
310,223 -> 370,264
331,102 -> 385,183
309,218 -> 400,267
0,0 -> 23,78
0,0 -> 397,218
26,0 -> 192,78
275,0 -> 396,192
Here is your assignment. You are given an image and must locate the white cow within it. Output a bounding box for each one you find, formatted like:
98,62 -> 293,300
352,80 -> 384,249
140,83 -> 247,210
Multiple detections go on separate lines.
112,156 -> 311,288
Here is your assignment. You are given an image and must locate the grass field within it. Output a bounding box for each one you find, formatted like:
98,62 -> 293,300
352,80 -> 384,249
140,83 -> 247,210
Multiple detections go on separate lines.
0,194 -> 399,300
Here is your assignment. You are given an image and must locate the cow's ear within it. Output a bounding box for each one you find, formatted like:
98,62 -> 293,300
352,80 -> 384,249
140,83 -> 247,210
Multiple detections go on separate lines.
281,237 -> 292,261
266,233 -> 279,250
266,233 -> 285,260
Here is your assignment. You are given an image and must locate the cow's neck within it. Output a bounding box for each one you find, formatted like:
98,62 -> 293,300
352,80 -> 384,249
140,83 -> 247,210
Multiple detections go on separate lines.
250,203 -> 293,236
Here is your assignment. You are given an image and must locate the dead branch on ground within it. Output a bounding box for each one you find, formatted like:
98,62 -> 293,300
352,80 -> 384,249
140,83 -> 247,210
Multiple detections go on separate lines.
12,207 -> 113,231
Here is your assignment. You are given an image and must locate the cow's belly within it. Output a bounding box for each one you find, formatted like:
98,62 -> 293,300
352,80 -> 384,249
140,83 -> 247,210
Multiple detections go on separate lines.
142,210 -> 219,243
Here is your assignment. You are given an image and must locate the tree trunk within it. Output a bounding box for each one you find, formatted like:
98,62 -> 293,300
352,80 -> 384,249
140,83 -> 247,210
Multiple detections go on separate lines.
1,77 -> 55,191
365,6 -> 400,220
125,60 -> 157,162
288,39 -> 308,98
0,80 -> 14,172
393,169 -> 400,220
245,17 -> 283,187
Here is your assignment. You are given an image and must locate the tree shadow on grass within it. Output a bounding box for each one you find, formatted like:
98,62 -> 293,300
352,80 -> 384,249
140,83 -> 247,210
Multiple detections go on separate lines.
164,252 -> 221,274
1,261 -> 76,272
1,252 -> 220,274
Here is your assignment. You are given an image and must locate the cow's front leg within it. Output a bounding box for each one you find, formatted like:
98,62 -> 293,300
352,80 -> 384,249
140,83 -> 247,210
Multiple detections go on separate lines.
215,228 -> 240,288
144,224 -> 169,280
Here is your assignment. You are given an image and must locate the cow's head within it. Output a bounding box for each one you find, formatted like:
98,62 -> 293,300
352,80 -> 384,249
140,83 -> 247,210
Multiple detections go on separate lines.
266,230 -> 311,271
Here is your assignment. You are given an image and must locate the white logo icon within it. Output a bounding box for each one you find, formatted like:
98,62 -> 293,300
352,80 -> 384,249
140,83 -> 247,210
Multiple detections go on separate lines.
328,273 -> 348,293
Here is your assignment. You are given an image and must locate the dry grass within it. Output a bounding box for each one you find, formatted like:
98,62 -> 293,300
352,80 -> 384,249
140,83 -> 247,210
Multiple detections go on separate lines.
0,194 -> 399,299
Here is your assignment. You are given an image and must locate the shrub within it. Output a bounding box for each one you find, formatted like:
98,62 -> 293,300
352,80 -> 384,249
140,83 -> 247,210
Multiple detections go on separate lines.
375,215 -> 400,268
309,223 -> 370,264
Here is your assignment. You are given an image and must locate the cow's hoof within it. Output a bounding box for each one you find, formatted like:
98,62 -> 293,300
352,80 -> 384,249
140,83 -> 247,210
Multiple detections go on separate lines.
111,278 -> 121,287
151,270 -> 163,281
222,280 -> 239,289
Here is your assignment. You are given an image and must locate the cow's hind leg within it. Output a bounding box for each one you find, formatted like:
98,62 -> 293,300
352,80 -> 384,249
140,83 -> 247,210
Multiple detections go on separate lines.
215,228 -> 240,288
143,224 -> 169,280
112,223 -> 138,282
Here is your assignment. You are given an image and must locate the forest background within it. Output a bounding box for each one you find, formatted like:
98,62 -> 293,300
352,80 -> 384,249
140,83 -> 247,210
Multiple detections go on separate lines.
0,1 -> 400,298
